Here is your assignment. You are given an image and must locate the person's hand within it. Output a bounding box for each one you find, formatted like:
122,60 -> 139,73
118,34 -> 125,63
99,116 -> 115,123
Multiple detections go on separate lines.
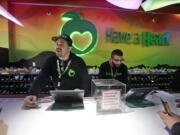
24,95 -> 38,108
158,111 -> 180,129
0,120 -> 8,135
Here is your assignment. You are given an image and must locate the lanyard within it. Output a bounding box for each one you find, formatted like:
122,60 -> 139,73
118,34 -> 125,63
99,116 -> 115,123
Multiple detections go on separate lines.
56,59 -> 71,86
110,66 -> 118,78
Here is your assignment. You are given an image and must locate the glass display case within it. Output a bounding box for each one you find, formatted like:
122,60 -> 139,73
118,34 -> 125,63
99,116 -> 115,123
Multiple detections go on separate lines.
91,79 -> 126,114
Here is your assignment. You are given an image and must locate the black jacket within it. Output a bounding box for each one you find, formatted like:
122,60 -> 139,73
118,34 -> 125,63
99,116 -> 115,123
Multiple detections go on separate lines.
29,53 -> 91,96
99,61 -> 128,84
171,122 -> 180,135
171,68 -> 180,92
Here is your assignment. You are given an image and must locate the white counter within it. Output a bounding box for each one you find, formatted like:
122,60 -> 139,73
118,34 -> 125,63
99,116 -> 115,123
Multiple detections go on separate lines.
0,97 -> 174,135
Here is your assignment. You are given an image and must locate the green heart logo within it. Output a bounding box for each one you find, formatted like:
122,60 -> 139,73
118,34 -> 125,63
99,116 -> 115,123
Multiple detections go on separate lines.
60,11 -> 98,56
68,69 -> 75,77
70,31 -> 92,51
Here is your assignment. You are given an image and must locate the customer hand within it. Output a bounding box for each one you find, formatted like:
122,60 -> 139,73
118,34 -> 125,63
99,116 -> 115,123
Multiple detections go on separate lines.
24,95 -> 38,108
0,120 -> 8,135
158,111 -> 180,129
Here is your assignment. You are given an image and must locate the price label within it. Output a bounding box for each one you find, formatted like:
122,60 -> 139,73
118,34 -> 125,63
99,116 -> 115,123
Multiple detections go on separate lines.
101,90 -> 121,110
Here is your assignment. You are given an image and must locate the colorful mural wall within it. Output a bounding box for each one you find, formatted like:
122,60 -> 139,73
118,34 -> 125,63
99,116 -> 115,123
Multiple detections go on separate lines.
6,3 -> 180,67
0,0 -> 9,48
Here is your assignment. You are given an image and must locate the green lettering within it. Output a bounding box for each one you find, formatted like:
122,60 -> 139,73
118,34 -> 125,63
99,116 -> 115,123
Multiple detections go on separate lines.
133,33 -> 140,45
105,28 -> 113,43
125,33 -> 132,44
142,32 -> 150,46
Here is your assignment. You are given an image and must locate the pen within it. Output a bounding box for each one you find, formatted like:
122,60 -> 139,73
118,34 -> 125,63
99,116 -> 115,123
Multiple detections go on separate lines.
160,98 -> 171,114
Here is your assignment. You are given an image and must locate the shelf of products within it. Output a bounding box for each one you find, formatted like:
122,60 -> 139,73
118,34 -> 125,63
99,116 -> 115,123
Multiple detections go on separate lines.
0,74 -> 52,97
0,67 -> 177,97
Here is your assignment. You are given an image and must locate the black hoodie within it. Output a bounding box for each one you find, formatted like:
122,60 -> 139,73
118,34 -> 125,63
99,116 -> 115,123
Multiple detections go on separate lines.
99,61 -> 128,84
29,53 -> 91,97
171,122 -> 180,135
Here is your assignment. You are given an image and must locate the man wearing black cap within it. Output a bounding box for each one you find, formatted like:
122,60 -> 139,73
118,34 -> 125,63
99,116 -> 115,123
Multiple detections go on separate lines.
24,34 -> 91,107
99,49 -> 128,84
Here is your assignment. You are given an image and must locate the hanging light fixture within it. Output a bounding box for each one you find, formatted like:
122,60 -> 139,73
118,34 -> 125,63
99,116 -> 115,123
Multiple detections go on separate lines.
141,0 -> 180,11
0,5 -> 24,27
106,0 -> 143,10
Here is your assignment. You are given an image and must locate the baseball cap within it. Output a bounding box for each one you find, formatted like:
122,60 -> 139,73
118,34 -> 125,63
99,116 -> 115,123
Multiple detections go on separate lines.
52,33 -> 72,46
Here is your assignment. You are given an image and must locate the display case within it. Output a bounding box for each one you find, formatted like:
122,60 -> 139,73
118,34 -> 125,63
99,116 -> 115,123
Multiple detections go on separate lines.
0,74 -> 51,97
128,73 -> 174,90
91,79 -> 126,114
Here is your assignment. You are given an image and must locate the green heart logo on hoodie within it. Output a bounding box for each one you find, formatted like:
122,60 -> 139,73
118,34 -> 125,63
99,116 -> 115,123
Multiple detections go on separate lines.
68,69 -> 75,77
60,11 -> 98,56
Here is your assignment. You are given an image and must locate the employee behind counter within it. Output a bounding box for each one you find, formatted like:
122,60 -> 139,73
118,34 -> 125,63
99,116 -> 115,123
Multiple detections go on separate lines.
24,34 -> 91,108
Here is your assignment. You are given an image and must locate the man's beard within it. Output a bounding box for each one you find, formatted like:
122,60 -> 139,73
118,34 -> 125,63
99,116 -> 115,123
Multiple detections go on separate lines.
56,50 -> 70,60
112,62 -> 120,68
